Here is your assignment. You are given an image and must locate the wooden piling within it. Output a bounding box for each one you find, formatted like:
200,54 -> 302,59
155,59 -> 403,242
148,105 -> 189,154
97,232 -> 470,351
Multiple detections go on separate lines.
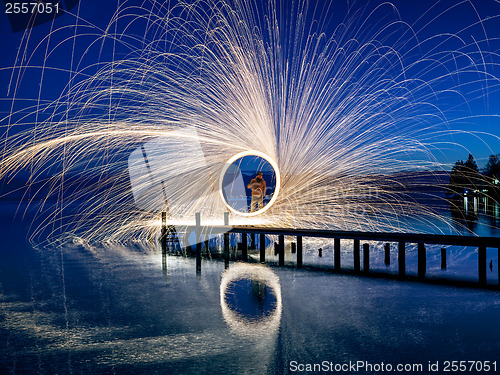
224,212 -> 230,267
250,233 -> 256,249
398,241 -> 405,277
441,248 -> 446,269
384,243 -> 390,266
418,243 -> 426,280
161,211 -> 167,253
363,243 -> 369,274
297,236 -> 303,268
161,213 -> 167,270
353,239 -> 360,273
242,233 -> 248,261
334,238 -> 341,271
279,234 -> 285,266
260,234 -> 266,263
204,238 -> 209,255
478,245 -> 486,286
224,233 -> 230,267
291,242 -> 296,254
195,213 -> 201,272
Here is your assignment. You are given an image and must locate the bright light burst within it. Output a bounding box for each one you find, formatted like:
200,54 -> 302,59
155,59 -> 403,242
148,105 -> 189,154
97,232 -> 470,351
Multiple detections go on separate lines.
1,0 -> 500,243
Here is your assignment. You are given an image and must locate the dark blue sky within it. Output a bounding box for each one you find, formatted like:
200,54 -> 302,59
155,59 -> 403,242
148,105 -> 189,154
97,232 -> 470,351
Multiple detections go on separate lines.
1,0 -> 500,171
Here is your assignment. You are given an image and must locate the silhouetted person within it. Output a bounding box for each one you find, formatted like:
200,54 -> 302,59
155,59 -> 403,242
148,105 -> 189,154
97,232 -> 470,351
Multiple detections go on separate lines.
490,260 -> 493,272
247,172 -> 266,212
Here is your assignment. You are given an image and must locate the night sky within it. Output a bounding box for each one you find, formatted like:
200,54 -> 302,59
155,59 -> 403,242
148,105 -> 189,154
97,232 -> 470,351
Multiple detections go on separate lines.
1,0 -> 500,170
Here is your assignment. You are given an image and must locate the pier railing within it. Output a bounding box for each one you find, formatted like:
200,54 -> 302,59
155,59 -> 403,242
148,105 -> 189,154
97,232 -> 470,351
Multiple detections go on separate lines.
160,213 -> 500,290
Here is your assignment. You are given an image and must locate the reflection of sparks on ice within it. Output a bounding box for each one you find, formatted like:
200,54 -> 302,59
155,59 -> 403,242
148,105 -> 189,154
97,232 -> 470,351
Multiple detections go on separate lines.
1,0 -> 499,242
220,263 -> 282,339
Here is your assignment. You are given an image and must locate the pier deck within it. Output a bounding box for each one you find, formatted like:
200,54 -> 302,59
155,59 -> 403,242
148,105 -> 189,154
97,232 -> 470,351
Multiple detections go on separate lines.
160,214 -> 500,290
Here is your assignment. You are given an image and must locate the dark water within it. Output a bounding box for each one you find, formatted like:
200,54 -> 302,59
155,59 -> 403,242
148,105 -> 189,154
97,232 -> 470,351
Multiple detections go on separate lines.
1,206 -> 500,374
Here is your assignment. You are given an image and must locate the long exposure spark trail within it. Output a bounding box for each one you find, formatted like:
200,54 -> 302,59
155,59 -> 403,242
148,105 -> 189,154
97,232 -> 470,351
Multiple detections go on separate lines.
1,0 -> 500,243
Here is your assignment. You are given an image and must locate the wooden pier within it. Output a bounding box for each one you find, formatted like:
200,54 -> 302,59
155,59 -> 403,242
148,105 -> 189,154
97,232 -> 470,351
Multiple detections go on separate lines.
161,213 -> 500,290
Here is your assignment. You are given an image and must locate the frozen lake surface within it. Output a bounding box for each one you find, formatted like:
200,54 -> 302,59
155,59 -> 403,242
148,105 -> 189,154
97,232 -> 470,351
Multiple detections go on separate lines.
1,206 -> 499,374
0,210 -> 500,374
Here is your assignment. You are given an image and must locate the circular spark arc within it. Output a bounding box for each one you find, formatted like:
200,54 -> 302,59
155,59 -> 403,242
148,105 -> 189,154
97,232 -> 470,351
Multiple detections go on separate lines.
219,150 -> 281,216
